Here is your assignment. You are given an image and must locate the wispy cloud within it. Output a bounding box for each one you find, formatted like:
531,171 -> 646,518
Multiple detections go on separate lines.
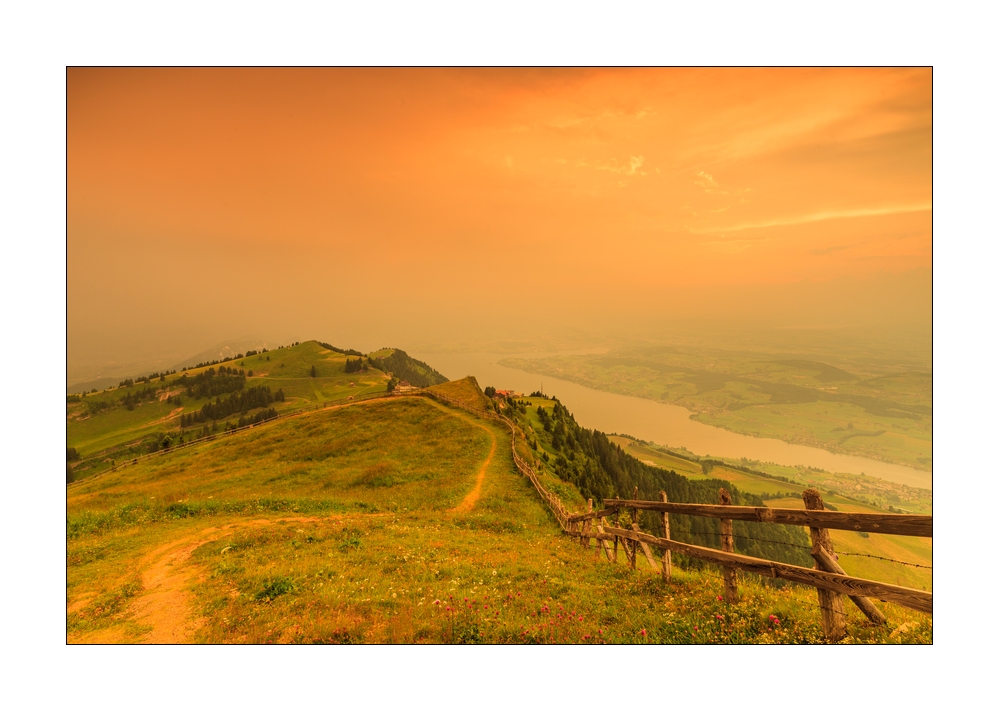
592,155 -> 646,176
694,171 -> 719,191
693,170 -> 747,196
692,203 -> 932,234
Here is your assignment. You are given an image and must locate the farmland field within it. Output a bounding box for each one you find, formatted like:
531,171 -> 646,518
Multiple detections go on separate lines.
501,345 -> 932,471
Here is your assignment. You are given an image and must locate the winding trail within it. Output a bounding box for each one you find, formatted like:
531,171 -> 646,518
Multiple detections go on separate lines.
450,435 -> 496,514
69,392 -> 506,643
413,398 -> 500,515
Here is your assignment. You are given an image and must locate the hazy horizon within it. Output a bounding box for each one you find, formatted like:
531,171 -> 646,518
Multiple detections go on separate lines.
69,68 -> 930,386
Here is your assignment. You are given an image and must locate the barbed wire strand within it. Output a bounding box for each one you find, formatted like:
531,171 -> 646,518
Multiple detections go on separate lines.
678,529 -> 931,570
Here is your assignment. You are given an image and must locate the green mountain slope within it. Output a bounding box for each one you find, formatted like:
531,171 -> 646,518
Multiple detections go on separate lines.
66,340 -> 452,482
368,349 -> 448,388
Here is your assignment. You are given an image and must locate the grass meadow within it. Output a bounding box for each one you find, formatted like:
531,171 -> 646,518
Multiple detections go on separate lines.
67,382 -> 931,644
67,341 -> 391,480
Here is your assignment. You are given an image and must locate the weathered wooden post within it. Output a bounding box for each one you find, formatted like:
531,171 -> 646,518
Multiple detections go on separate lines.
659,491 -> 672,582
597,514 -> 614,562
802,489 -> 847,640
719,488 -> 738,602
629,486 -> 639,570
612,509 -> 620,564
585,499 -> 593,551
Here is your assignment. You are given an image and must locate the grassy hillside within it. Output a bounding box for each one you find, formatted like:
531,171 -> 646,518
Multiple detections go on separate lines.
369,349 -> 448,388
66,341 -> 448,482
68,381 -> 931,644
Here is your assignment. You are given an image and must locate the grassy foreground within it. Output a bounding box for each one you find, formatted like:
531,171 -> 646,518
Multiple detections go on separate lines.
67,382 -> 931,644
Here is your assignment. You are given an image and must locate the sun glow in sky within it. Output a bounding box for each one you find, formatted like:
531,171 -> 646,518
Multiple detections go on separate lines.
68,67 -> 930,367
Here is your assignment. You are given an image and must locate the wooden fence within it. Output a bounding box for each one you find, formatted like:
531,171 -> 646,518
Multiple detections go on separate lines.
565,489 -> 932,640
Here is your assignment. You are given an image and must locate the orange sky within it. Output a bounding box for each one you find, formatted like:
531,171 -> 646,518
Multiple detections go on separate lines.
68,68 -> 931,369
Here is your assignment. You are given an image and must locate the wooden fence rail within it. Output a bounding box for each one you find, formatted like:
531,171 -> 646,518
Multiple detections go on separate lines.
602,498 -> 932,537
584,491 -> 933,640
567,524 -> 933,615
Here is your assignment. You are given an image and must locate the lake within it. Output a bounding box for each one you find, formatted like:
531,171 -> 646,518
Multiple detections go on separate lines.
413,350 -> 932,490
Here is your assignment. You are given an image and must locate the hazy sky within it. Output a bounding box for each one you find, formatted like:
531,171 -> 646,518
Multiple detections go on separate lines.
68,67 -> 930,374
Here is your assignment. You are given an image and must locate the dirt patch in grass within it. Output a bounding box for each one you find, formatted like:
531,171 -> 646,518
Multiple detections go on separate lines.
450,431 -> 497,515
68,516 -> 322,644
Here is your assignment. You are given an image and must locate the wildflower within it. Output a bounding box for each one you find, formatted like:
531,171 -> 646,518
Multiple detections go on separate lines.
715,615 -> 724,620
717,596 -> 723,601
433,599 -> 441,606
639,629 -> 647,637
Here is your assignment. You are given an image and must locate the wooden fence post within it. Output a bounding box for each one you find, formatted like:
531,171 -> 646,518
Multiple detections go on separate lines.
719,488 -> 738,602
598,515 -> 615,562
613,509 -> 621,564
628,487 -> 639,570
659,491 -> 672,583
811,544 -> 887,627
585,499 -> 593,551
803,489 -> 847,641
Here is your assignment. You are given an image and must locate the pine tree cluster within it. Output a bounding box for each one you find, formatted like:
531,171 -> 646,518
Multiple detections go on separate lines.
120,385 -> 158,411
179,366 -> 247,399
514,400 -> 813,567
180,386 -> 284,426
